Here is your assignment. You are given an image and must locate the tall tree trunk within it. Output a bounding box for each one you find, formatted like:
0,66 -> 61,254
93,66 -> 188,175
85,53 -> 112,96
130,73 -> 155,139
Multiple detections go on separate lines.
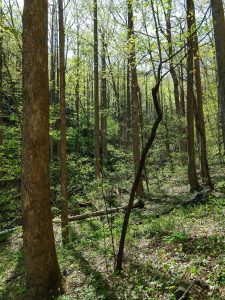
94,0 -> 100,178
179,63 -> 187,163
117,66 -> 123,146
75,24 -> 80,152
49,0 -> 56,161
186,0 -> 200,192
191,2 -> 213,188
163,0 -> 186,162
22,0 -> 63,297
107,55 -> 121,143
211,0 -> 225,152
101,33 -> 107,158
56,21 -> 60,158
127,0 -> 143,196
121,59 -> 127,144
126,61 -> 131,146
145,74 -> 151,119
58,0 -> 69,243
0,0 -> 3,172
86,73 -> 90,126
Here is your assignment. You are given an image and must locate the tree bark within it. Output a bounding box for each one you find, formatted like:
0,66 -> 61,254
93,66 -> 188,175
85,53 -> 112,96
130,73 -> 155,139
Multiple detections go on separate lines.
127,0 -> 143,196
49,0 -> 56,161
191,2 -> 213,189
101,33 -> 107,158
58,0 -> 69,243
163,0 -> 186,162
22,0 -> 63,297
186,0 -> 200,192
0,0 -> 3,174
211,0 -> 225,151
94,0 -> 101,178
126,61 -> 132,146
75,22 -> 80,152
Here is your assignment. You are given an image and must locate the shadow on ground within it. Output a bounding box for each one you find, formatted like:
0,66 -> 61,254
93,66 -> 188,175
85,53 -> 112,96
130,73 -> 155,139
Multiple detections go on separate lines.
0,244 -> 25,300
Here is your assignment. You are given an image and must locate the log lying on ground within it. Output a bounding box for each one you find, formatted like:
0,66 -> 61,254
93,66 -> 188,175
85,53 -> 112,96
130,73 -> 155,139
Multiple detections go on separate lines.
0,226 -> 21,242
1,189 -> 211,231
68,200 -> 144,222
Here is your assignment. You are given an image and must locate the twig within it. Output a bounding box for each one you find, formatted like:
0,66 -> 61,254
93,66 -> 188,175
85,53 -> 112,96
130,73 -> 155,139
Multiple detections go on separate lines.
178,282 -> 195,300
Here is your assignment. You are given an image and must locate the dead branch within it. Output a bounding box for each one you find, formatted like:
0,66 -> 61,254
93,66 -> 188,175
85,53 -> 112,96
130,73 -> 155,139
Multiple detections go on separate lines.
68,200 -> 144,222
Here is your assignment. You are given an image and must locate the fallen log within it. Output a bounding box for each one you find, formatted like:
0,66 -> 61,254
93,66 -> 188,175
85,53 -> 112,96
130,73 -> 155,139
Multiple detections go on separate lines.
0,226 -> 21,243
68,200 -> 144,222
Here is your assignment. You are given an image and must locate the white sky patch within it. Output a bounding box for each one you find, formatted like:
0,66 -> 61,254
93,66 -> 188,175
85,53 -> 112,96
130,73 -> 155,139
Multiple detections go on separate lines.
17,0 -> 23,9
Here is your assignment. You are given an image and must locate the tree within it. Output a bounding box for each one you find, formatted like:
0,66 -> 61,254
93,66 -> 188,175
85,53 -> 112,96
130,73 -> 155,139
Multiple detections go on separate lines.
126,60 -> 131,146
191,0 -> 213,188
0,0 -> 3,164
127,0 -> 143,196
75,22 -> 80,152
162,0 -> 186,162
49,0 -> 57,160
101,33 -> 107,158
22,0 -> 63,297
116,68 -> 163,272
211,0 -> 225,152
58,0 -> 69,243
94,0 -> 101,178
186,0 -> 200,192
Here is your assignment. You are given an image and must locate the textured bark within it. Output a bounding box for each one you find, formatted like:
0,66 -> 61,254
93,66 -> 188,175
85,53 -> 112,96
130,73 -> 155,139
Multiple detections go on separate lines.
117,67 -> 125,146
164,2 -> 180,115
126,59 -> 131,146
127,0 -> 143,196
179,63 -> 188,164
145,75 -> 151,119
22,0 -> 63,298
49,0 -> 56,160
58,0 -> 69,243
180,64 -> 186,117
75,25 -> 80,152
211,0 -> 225,151
186,0 -> 200,192
56,19 -> 60,158
191,2 -> 213,189
86,73 -> 90,126
107,55 -> 121,139
121,60 -> 127,144
94,0 -> 101,178
0,0 -> 3,166
101,34 -> 107,158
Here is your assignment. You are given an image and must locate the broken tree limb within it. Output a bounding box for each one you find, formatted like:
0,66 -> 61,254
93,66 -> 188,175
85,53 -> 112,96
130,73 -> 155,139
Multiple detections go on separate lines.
67,200 -> 144,222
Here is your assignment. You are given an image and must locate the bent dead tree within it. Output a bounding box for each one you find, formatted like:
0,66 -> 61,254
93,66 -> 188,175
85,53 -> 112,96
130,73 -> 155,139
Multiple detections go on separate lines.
115,66 -> 163,272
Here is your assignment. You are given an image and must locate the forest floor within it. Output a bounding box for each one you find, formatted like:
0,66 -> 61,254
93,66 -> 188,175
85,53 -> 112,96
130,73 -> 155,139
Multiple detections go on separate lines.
0,167 -> 225,300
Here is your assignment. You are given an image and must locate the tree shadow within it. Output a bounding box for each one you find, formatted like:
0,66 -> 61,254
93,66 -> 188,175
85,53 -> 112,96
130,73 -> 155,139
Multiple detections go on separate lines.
67,230 -> 118,300
182,235 -> 225,257
125,258 -> 209,300
0,246 -> 25,300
